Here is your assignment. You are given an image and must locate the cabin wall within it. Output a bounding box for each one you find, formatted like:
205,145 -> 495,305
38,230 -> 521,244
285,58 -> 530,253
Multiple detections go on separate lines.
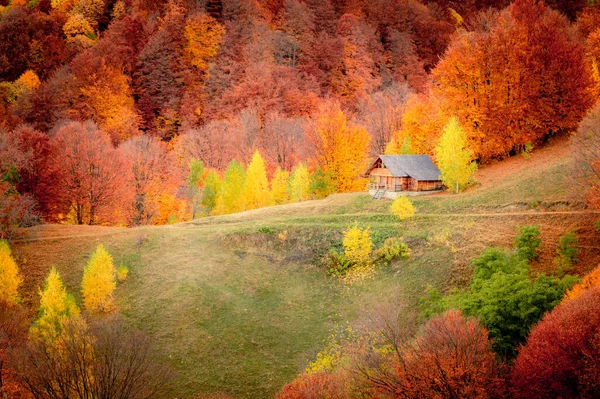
414,180 -> 444,191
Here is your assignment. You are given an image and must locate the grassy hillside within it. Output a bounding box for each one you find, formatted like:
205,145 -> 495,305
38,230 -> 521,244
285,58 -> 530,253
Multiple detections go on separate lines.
12,136 -> 600,398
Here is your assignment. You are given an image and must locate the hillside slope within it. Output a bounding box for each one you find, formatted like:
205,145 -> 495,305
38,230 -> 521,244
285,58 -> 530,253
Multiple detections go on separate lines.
12,137 -> 600,398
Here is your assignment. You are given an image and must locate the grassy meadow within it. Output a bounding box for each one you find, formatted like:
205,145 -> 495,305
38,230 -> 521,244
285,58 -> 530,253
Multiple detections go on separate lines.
12,137 -> 600,398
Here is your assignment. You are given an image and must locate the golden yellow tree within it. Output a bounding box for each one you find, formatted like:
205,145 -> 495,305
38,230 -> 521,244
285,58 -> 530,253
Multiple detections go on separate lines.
81,244 -> 116,312
184,13 -> 225,73
79,66 -> 139,144
310,102 -> 371,193
343,222 -> 372,265
16,70 -> 41,90
390,196 -> 416,220
435,117 -> 477,194
214,160 -> 246,215
31,267 -> 80,342
0,240 -> 22,305
288,163 -> 310,202
242,151 -> 270,210
271,168 -> 290,205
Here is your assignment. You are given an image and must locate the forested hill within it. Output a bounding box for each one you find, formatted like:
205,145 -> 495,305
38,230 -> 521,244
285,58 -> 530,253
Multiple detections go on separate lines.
1,0 -> 599,228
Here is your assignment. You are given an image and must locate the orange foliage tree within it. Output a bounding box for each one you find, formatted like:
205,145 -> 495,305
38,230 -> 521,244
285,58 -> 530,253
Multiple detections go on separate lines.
276,372 -> 345,399
358,310 -> 500,398
564,264 -> 600,301
308,102 -> 370,192
511,287 -> 600,398
431,0 -> 594,161
119,135 -> 181,226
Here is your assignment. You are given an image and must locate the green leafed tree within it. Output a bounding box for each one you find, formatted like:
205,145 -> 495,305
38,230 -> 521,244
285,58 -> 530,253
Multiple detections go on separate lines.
214,160 -> 246,215
288,163 -> 310,202
202,170 -> 221,213
242,151 -> 270,210
435,117 -> 477,193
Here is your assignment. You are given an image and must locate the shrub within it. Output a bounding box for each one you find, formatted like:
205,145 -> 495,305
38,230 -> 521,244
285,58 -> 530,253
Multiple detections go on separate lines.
342,223 -> 372,265
374,237 -> 410,265
360,310 -> 500,398
81,244 -> 117,312
116,263 -> 129,282
277,372 -> 344,399
564,264 -> 600,301
514,225 -> 542,261
459,248 -> 575,357
30,267 -> 80,343
323,250 -> 352,277
511,287 -> 600,398
554,231 -> 579,274
390,196 -> 416,220
0,240 -> 22,305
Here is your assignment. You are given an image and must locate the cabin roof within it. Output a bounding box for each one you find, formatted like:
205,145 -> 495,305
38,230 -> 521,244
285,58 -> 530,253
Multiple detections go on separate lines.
368,155 -> 442,181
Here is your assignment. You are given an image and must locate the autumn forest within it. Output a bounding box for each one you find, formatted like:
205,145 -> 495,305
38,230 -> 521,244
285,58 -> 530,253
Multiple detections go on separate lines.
3,0 -> 600,397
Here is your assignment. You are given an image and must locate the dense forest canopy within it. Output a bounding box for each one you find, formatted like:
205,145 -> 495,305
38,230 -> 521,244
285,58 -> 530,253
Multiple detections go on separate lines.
1,0 -> 599,227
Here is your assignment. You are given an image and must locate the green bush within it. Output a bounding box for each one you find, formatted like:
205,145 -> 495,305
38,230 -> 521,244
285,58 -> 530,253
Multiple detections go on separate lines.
257,226 -> 275,235
554,231 -> 579,274
595,220 -> 600,232
374,237 -> 410,265
323,250 -> 353,277
514,225 -> 542,261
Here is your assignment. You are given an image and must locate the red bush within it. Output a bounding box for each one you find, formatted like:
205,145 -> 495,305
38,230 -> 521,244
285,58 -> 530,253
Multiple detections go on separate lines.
511,287 -> 600,398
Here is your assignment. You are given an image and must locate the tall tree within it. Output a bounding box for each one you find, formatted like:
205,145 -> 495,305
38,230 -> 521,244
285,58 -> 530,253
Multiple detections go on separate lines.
309,101 -> 370,192
81,244 -> 116,312
432,0 -> 594,160
119,135 -> 180,225
213,160 -> 246,215
435,117 -> 477,193
0,240 -> 22,305
242,151 -> 270,210
49,121 -> 130,225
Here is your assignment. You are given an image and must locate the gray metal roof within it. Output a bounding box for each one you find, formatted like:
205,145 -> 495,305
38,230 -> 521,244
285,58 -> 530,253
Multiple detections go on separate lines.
377,155 -> 442,181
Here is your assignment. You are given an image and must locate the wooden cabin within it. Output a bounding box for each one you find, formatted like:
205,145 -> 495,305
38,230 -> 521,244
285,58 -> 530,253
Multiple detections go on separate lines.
366,155 -> 444,197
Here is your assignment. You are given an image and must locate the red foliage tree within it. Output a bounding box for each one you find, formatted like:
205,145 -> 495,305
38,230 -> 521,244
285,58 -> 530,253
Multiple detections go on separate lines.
48,121 -> 130,225
276,372 -> 344,399
511,287 -> 600,398
360,310 -> 500,399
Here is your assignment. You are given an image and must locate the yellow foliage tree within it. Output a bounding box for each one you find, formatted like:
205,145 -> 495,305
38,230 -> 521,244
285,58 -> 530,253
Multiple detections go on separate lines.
17,70 -> 41,90
288,163 -> 310,202
435,117 -> 478,194
390,196 -> 416,220
564,265 -> 600,301
310,102 -> 371,192
79,66 -> 139,144
63,13 -> 97,47
271,168 -> 290,205
390,93 -> 447,156
31,267 -> 80,342
214,160 -> 246,215
81,244 -> 116,312
343,222 -> 372,265
242,151 -> 270,210
184,13 -> 225,73
0,240 -> 22,305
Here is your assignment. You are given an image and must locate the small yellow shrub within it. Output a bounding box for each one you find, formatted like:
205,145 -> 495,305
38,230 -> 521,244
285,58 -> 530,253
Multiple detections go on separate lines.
342,222 -> 372,265
390,196 -> 416,220
31,267 -> 80,343
0,240 -> 22,305
564,264 -> 600,301
116,263 -> 128,282
81,244 -> 116,312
